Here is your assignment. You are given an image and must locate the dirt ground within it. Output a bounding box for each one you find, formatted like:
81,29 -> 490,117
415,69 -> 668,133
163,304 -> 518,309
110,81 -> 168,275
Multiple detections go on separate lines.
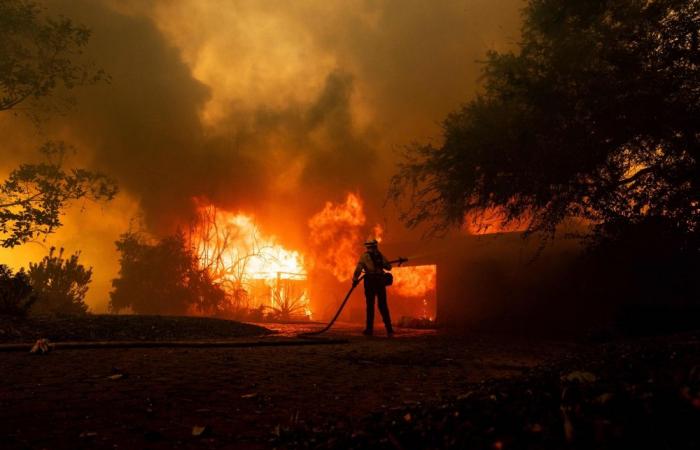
0,315 -> 271,343
0,322 -> 580,449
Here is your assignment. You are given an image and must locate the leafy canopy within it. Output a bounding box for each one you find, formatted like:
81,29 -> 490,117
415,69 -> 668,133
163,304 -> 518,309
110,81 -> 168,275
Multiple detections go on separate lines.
0,264 -> 35,316
0,1 -> 116,248
0,0 -> 105,115
390,0 -> 700,244
0,142 -> 117,248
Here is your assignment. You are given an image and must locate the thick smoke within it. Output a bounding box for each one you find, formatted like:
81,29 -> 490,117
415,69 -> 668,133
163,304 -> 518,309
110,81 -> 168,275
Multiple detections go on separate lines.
46,0 -> 520,231
0,0 -> 522,310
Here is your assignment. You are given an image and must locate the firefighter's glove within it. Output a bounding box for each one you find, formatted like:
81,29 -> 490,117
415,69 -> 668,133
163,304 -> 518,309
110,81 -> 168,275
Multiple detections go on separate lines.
352,278 -> 359,287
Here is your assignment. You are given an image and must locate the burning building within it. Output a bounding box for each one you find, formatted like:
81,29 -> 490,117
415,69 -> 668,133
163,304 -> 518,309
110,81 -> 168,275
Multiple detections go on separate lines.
177,191 -> 594,335
189,205 -> 311,321
185,194 -> 440,325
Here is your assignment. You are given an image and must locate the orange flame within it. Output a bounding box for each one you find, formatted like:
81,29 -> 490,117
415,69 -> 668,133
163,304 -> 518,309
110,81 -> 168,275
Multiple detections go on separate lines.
392,265 -> 437,321
190,204 -> 310,317
372,223 -> 384,243
392,265 -> 437,298
193,206 -> 306,279
308,193 -> 367,282
189,194 -> 398,320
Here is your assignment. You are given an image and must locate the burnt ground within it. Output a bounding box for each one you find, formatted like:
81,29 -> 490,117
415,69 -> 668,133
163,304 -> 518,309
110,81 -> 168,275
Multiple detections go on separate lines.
0,317 -> 698,449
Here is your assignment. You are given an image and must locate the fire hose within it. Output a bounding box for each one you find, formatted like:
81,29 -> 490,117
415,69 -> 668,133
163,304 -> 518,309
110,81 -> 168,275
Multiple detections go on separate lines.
298,257 -> 408,338
297,275 -> 365,338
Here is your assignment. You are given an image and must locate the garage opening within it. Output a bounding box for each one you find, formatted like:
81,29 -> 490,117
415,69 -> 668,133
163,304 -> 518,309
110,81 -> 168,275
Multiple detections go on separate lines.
390,264 -> 437,328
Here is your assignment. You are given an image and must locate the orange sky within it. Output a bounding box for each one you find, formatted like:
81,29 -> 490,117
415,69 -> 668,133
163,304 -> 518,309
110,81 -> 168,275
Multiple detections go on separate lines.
1,0 -> 523,311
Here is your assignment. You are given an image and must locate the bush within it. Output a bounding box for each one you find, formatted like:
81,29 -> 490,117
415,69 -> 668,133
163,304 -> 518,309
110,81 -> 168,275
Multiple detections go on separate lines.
0,265 -> 35,317
29,247 -> 91,315
110,232 -> 226,315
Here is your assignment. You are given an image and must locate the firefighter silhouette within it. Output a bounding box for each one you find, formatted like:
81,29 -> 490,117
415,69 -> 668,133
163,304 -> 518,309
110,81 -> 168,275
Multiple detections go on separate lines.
352,239 -> 393,336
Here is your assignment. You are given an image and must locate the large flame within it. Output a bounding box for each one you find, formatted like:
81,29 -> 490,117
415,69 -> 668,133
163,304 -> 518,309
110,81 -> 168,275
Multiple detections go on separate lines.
392,265 -> 438,321
188,194 -> 435,322
190,205 -> 310,318
392,265 -> 437,299
308,193 -> 367,282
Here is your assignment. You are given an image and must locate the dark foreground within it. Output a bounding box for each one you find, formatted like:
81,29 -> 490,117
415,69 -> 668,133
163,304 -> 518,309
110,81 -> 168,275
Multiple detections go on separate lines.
278,333 -> 700,450
0,318 -> 698,449
0,315 -> 271,343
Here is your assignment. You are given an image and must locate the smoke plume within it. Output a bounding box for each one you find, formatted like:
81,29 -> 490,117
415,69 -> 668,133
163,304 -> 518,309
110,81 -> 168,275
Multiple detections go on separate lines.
0,0 -> 522,310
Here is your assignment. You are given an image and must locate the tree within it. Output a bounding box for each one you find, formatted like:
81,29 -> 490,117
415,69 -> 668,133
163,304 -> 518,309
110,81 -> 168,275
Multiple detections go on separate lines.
0,1 -> 116,247
0,141 -> 118,248
28,247 -> 91,315
110,232 -> 226,315
390,0 -> 700,246
0,0 -> 105,115
0,264 -> 35,316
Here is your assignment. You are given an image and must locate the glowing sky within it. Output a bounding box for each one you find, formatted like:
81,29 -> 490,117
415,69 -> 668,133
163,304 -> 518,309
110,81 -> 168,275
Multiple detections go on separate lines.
0,0 -> 522,311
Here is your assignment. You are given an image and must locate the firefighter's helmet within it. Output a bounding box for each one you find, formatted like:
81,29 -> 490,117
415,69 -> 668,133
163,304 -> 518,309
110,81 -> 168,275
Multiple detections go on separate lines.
364,239 -> 378,248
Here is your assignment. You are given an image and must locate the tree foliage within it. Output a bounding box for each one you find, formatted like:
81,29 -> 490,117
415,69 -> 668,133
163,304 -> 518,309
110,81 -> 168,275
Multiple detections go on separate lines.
28,247 -> 91,315
0,1 -> 116,247
110,232 -> 226,316
0,0 -> 105,115
0,141 -> 118,248
0,264 -> 34,316
390,0 -> 700,246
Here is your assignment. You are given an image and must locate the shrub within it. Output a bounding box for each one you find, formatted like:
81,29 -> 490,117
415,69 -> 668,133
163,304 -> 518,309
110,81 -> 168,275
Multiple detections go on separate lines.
0,265 -> 35,317
29,247 -> 91,315
110,232 -> 226,315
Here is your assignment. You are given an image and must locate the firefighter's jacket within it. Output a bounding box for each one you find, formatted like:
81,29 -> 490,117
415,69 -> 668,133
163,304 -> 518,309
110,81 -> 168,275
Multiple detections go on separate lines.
353,251 -> 392,281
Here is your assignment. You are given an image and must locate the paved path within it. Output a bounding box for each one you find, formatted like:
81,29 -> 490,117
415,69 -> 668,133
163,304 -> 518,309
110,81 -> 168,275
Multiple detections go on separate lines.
1,324 -> 578,449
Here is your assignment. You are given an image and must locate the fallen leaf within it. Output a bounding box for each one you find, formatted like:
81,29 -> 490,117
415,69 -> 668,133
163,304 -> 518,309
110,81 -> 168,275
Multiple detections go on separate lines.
192,425 -> 211,437
457,391 -> 473,401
